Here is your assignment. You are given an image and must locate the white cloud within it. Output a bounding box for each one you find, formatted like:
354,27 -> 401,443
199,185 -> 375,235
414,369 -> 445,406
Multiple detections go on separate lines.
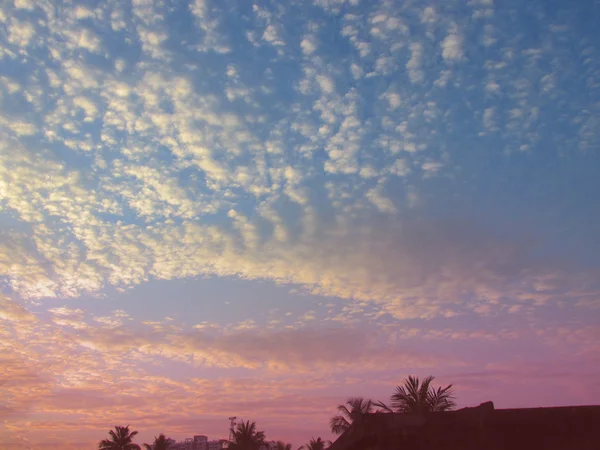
471,0 -> 495,19
385,92 -> 402,109
115,59 -> 126,72
8,19 -> 36,47
301,36 -> 317,55
407,42 -> 425,84
64,28 -> 103,53
0,116 -> 37,136
366,185 -> 397,213
540,73 -> 556,94
359,166 -> 378,179
483,107 -> 496,131
263,24 -> 285,46
422,160 -> 443,176
441,31 -> 464,61
421,6 -> 436,24
189,0 -> 231,53
483,24 -> 497,46
486,79 -> 501,94
434,69 -> 452,88
389,159 -> 410,177
111,8 -> 127,31
350,62 -> 363,80
73,5 -> 95,20
1,77 -> 21,94
316,75 -> 335,94
13,0 -> 35,10
136,27 -> 168,59
48,306 -> 85,318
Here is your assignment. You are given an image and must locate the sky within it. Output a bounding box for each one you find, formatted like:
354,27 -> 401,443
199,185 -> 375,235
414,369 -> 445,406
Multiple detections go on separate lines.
1,0 -> 600,448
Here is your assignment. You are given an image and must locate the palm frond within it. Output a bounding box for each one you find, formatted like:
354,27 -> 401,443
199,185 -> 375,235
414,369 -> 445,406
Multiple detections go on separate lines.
336,404 -> 352,416
372,400 -> 393,413
428,383 -> 456,411
390,375 -> 457,414
329,415 -> 351,435
330,396 -> 375,434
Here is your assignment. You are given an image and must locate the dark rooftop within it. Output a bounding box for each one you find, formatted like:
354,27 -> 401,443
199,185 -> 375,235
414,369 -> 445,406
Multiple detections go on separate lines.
328,401 -> 600,450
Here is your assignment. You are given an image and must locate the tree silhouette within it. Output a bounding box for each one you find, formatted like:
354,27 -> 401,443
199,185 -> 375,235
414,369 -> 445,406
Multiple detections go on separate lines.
99,425 -> 141,450
275,441 -> 292,450
143,433 -> 173,450
299,437 -> 330,450
228,420 -> 266,450
330,397 -> 374,435
376,375 -> 455,414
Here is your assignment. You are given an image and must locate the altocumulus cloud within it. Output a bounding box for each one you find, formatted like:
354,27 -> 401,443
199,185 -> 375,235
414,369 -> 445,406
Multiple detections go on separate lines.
1,0 -> 599,321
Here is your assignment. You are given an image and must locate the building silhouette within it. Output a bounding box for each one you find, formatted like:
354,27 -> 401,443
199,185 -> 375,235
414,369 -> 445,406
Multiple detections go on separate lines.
168,435 -> 226,450
327,401 -> 600,450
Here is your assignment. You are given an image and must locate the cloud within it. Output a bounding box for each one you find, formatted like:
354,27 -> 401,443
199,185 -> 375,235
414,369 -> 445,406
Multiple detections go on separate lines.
482,107 -> 497,132
0,296 -> 37,322
2,119 -> 597,319
301,36 -> 317,55
421,6 -> 437,24
441,30 -> 464,61
0,0 -> 597,331
43,315 -> 456,373
63,28 -> 103,53
13,0 -> 36,10
366,185 -> 397,213
7,18 -> 36,47
389,159 -> 410,177
0,116 -> 37,136
3,291 -> 597,446
421,159 -> 443,176
316,75 -> 335,94
407,42 -> 425,83
73,5 -> 95,20
384,92 -> 402,109
263,24 -> 285,47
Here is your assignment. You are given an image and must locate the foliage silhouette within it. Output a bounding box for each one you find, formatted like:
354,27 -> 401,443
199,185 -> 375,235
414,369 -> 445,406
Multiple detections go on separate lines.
275,441 -> 293,450
299,437 -> 331,450
375,375 -> 455,414
143,433 -> 173,450
330,397 -> 374,435
228,420 -> 266,450
99,425 -> 141,450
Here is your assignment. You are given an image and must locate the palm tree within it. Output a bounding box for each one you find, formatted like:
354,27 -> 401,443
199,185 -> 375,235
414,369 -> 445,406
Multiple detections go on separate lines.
299,437 -> 330,450
143,433 -> 173,450
275,441 -> 292,450
377,375 -> 455,414
228,420 -> 266,450
99,425 -> 141,450
330,397 -> 374,435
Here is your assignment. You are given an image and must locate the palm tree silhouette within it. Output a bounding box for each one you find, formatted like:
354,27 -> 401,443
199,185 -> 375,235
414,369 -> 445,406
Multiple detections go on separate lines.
376,375 -> 455,414
99,425 -> 141,450
275,441 -> 292,450
330,397 -> 374,435
299,437 -> 330,450
143,433 -> 173,450
228,420 -> 266,450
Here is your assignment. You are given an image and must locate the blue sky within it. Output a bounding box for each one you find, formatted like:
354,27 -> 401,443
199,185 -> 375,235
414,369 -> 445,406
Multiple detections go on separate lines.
1,0 -> 600,448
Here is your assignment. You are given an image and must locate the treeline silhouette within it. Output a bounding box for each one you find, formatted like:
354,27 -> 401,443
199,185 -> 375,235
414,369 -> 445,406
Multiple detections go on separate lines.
98,376 -> 454,450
